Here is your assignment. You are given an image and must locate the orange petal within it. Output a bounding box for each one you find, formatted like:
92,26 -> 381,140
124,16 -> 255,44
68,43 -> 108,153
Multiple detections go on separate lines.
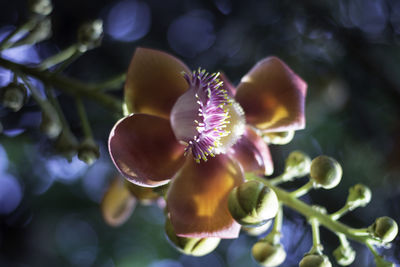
108,114 -> 186,187
101,177 -> 136,227
235,57 -> 307,132
124,47 -> 191,118
167,154 -> 244,238
229,127 -> 273,176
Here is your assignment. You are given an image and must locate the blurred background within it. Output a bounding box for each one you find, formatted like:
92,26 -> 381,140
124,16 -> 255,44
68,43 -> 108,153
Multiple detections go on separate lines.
0,0 -> 400,266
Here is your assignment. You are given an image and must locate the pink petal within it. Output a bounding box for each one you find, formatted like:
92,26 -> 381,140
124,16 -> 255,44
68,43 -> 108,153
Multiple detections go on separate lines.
124,47 -> 191,118
220,72 -> 236,96
235,56 -> 307,132
230,127 -> 273,176
167,154 -> 244,238
109,114 -> 186,187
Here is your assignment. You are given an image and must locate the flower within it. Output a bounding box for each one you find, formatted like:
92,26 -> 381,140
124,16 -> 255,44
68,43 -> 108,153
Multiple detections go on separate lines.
108,47 -> 306,238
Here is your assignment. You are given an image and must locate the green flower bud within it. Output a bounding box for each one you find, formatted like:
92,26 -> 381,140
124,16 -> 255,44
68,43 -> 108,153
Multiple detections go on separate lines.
228,180 -> 279,226
333,245 -> 355,266
368,216 -> 398,243
101,177 -> 136,227
252,240 -> 286,267
285,150 -> 311,177
262,130 -> 294,145
310,155 -> 342,189
29,0 -> 53,16
78,139 -> 100,165
0,83 -> 27,112
77,19 -> 103,52
299,253 -> 332,267
346,183 -> 371,209
165,218 -> 220,256
243,220 -> 272,236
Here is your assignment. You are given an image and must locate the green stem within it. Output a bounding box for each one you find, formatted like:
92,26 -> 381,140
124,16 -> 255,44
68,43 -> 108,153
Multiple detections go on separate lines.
0,19 -> 37,50
337,233 -> 350,247
330,204 -> 351,221
265,203 -> 283,245
310,217 -> 322,253
290,180 -> 314,198
38,44 -> 79,70
0,57 -> 122,113
268,172 -> 294,186
246,174 -> 375,245
75,97 -> 92,138
93,72 -> 126,91
44,85 -> 71,132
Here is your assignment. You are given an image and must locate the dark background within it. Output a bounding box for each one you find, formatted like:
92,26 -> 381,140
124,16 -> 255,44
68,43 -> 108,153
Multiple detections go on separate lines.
0,0 -> 399,266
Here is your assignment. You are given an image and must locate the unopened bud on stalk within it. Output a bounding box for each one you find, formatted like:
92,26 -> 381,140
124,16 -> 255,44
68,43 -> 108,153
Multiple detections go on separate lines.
77,19 -> 103,52
101,177 -> 136,227
285,150 -> 311,177
262,130 -> 294,145
77,138 -> 100,165
228,180 -> 278,226
29,0 -> 53,16
299,253 -> 332,267
252,239 -> 286,267
165,218 -> 220,256
333,245 -> 355,266
0,83 -> 27,112
39,102 -> 62,139
243,220 -> 272,236
368,216 -> 398,243
346,183 -> 371,209
310,155 -> 342,189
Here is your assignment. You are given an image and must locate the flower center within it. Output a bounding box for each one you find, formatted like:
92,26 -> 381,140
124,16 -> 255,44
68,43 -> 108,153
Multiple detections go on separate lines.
170,69 -> 245,163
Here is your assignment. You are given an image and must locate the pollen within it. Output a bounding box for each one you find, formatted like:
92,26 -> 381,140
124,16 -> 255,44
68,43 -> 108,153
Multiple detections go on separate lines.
170,68 -> 246,162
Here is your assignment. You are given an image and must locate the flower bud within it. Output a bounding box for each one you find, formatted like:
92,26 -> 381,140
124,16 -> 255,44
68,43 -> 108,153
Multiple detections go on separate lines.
368,216 -> 398,243
54,130 -> 78,160
0,83 -> 27,112
78,139 -> 100,165
262,130 -> 294,145
285,150 -> 311,177
77,19 -> 103,52
333,245 -> 355,266
101,177 -> 136,227
228,180 -> 278,226
29,0 -> 53,16
243,220 -> 272,236
165,218 -> 220,256
346,183 -> 371,209
252,240 -> 286,267
299,253 -> 332,267
310,155 -> 342,189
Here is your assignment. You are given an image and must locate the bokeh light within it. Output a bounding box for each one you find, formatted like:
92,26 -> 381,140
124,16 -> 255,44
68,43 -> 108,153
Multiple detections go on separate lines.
105,0 -> 151,42
0,174 -> 22,215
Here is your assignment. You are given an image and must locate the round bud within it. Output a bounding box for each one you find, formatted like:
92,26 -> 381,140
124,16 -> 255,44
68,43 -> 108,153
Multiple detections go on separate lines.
263,130 -> 294,145
77,20 -> 103,52
78,139 -> 100,165
333,245 -> 355,266
369,216 -> 398,243
299,254 -> 332,267
228,180 -> 279,226
346,183 -> 371,209
310,155 -> 342,189
252,240 -> 286,267
101,178 -> 136,227
29,0 -> 53,16
165,218 -> 220,256
0,83 -> 27,112
285,150 -> 311,177
243,220 -> 272,236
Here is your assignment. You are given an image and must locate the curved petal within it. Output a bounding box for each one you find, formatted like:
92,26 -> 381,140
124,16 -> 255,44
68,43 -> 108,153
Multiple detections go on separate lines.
235,56 -> 307,132
167,154 -> 244,238
108,114 -> 186,187
230,127 -> 273,176
124,47 -> 191,118
220,72 -> 236,97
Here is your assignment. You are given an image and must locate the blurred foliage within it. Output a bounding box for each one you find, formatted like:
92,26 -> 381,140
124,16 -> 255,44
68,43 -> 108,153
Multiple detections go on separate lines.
1,0 -> 400,266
